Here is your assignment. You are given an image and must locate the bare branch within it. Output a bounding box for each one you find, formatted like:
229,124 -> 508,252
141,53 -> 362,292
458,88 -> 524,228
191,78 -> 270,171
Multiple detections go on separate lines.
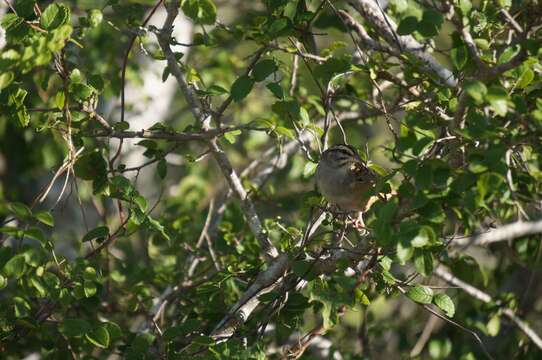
347,0 -> 457,87
338,9 -> 400,57
157,0 -> 279,260
434,267 -> 542,350
87,125 -> 264,142
452,219 -> 542,247
410,315 -> 441,357
211,253 -> 290,340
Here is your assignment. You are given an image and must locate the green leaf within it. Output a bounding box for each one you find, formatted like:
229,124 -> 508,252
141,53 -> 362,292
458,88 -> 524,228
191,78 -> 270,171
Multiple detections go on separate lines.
284,2 -> 297,20
35,211 -> 54,227
82,226 -> 109,243
498,45 -> 520,64
396,240 -> 413,263
40,3 -> 70,30
464,80 -> 487,103
30,275 -> 46,297
451,45 -> 468,70
414,250 -> 433,276
224,129 -> 242,144
71,83 -> 95,101
299,107 -> 310,125
157,159 -> 167,179
14,297 -> 31,317
193,335 -> 214,345
418,9 -> 443,37
69,68 -> 82,83
266,82 -> 284,99
433,293 -> 455,317
87,9 -> 103,27
9,202 -> 32,219
429,339 -> 453,359
55,91 -> 65,110
61,318 -> 92,337
486,86 -> 508,116
230,75 -> 254,102
268,18 -> 289,35
8,88 -> 29,127
83,280 -> 97,297
197,0 -> 217,25
292,260 -> 315,279
0,274 -> 7,289
397,16 -> 418,35
0,72 -> 14,90
83,267 -> 97,281
516,68 -> 534,89
406,285 -> 434,304
162,319 -> 199,341
487,315 -> 500,336
411,226 -> 436,247
459,0 -> 472,14
303,162 -> 317,178
275,126 -> 295,140
252,59 -> 278,82
104,322 -> 123,340
86,325 -> 110,348
26,227 -> 46,244
206,84 -> 228,96
74,150 -> 107,181
3,254 -> 26,279
313,56 -> 351,84
354,288 -> 370,305
181,0 -> 217,25
14,0 -> 36,18
147,216 -> 170,241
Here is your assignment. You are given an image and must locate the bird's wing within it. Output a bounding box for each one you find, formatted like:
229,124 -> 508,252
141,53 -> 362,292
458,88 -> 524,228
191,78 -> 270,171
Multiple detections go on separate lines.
350,162 -> 376,184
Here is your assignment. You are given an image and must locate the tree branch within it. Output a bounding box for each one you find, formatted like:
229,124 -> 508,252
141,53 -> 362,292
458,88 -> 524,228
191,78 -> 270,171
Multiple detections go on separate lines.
452,219 -> 542,247
347,0 -> 457,87
434,267 -> 542,350
157,0 -> 279,260
87,125 -> 265,142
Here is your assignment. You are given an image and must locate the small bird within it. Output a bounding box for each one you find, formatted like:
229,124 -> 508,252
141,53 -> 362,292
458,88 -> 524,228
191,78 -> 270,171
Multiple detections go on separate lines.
315,144 -> 377,227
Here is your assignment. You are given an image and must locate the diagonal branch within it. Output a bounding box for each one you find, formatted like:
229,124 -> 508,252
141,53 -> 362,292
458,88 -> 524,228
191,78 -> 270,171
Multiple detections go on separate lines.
434,267 -> 542,350
347,0 -> 457,87
157,0 -> 278,259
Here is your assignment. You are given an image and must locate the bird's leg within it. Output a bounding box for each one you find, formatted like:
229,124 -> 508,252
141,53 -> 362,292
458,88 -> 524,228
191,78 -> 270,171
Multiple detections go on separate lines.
353,211 -> 365,229
347,211 -> 370,236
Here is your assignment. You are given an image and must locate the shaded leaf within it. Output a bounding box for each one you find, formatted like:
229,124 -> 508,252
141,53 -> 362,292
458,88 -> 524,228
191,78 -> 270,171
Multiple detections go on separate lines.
82,226 -> 109,243
86,325 -> 110,348
3,254 -> 26,279
397,16 -> 418,35
253,59 -> 278,81
61,318 -> 92,337
230,75 -> 254,102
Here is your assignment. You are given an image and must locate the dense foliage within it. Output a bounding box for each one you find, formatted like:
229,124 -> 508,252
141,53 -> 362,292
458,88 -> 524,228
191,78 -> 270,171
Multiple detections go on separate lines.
1,0 -> 541,358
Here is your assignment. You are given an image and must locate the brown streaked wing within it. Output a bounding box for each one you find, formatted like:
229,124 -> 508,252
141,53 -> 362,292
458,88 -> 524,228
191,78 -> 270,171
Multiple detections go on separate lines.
351,162 -> 376,183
